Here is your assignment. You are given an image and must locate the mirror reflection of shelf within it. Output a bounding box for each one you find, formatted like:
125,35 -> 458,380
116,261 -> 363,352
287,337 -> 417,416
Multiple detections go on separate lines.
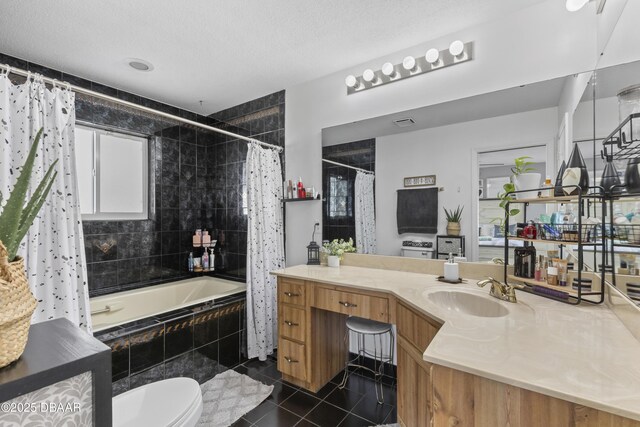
508,274 -> 603,297
507,237 -> 599,246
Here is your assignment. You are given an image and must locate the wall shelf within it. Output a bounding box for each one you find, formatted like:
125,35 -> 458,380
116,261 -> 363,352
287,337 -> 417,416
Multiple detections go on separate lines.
503,185 -> 606,305
282,197 -> 323,203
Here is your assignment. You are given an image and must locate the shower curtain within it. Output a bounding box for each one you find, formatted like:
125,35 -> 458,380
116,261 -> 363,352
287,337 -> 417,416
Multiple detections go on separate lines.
246,142 -> 285,360
0,72 -> 91,331
355,171 -> 376,254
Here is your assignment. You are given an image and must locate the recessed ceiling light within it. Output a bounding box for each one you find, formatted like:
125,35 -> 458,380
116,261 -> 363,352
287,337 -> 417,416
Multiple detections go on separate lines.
127,58 -> 154,72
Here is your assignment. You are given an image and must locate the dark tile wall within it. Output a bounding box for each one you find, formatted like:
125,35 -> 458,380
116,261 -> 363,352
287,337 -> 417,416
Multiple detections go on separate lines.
207,91 -> 286,278
322,139 -> 376,245
0,52 -> 285,295
95,296 -> 246,396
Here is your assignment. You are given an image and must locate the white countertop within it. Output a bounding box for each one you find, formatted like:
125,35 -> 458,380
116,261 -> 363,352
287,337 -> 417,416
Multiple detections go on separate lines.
272,264 -> 640,421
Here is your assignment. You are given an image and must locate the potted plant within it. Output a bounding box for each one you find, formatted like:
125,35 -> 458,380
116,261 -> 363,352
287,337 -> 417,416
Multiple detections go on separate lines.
0,128 -> 58,368
444,205 -> 464,236
492,182 -> 521,236
511,156 -> 541,199
322,238 -> 356,267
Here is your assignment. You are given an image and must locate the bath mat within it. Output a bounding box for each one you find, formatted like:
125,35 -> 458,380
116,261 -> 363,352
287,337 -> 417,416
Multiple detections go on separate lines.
197,370 -> 274,427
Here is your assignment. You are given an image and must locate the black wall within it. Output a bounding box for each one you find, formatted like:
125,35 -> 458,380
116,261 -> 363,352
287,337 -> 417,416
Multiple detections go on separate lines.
322,139 -> 375,245
0,53 -> 284,296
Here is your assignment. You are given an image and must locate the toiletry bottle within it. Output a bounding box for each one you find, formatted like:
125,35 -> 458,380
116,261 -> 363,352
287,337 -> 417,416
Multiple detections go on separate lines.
297,178 -> 304,198
444,252 -> 459,282
202,248 -> 209,270
209,247 -> 215,271
534,255 -> 542,281
188,252 -> 194,272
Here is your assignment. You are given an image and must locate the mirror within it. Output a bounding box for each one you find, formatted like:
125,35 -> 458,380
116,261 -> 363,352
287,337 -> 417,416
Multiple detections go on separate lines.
320,3 -> 635,261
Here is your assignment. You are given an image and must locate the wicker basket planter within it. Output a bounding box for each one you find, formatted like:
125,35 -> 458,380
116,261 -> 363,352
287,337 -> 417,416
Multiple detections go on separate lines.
0,243 -> 37,368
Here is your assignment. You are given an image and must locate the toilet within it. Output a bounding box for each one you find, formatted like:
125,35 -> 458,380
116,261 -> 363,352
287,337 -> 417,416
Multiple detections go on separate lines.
113,377 -> 203,427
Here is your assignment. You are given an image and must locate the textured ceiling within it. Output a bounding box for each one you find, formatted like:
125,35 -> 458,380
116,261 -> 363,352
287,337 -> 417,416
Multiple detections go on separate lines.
0,0 -> 543,114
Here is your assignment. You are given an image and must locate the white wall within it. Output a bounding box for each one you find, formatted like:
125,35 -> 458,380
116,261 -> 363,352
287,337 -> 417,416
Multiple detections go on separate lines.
284,0 -> 598,266
374,107 -> 558,260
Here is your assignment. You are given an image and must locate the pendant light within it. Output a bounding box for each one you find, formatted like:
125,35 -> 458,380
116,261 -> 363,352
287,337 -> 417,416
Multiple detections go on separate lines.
601,153 -> 622,195
562,145 -> 589,195
554,161 -> 567,196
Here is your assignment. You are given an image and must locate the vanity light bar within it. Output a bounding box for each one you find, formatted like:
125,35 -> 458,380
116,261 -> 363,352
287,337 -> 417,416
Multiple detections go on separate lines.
345,41 -> 474,95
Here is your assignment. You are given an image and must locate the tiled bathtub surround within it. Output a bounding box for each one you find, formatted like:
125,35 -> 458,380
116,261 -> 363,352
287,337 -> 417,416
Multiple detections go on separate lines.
0,52 -> 285,295
94,295 -> 246,396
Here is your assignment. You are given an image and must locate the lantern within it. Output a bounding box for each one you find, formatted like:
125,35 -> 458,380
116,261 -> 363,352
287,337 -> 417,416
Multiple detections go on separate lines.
307,223 -> 321,265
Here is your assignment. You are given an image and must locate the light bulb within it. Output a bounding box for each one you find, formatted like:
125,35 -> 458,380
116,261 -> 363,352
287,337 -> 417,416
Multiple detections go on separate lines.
449,40 -> 464,57
402,56 -> 416,71
381,62 -> 396,77
363,69 -> 377,83
566,0 -> 589,11
425,48 -> 440,64
345,75 -> 358,88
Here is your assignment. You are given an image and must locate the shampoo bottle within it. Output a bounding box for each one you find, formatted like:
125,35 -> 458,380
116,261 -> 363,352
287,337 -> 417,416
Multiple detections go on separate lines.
202,248 -> 209,270
188,252 -> 194,272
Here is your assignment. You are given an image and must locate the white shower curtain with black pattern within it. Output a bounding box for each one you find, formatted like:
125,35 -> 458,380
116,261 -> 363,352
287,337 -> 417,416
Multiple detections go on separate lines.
246,142 -> 285,361
0,72 -> 91,331
355,171 -> 376,254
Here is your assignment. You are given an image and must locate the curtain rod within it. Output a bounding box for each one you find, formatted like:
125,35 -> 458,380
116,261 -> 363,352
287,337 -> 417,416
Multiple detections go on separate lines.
322,158 -> 374,174
0,63 -> 283,153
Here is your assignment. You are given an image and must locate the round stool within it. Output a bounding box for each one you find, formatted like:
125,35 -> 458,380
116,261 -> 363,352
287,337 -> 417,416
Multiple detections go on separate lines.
338,316 -> 394,404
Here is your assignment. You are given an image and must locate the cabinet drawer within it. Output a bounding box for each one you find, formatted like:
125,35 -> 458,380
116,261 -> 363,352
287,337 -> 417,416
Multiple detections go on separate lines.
280,305 -> 306,343
278,279 -> 306,307
314,287 -> 388,322
397,302 -> 440,352
278,338 -> 307,381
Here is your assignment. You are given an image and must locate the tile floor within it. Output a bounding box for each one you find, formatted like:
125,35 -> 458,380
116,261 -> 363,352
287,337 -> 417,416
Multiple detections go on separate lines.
231,356 -> 397,427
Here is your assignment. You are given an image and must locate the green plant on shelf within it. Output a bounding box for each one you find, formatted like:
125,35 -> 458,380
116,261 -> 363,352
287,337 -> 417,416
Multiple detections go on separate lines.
492,182 -> 520,235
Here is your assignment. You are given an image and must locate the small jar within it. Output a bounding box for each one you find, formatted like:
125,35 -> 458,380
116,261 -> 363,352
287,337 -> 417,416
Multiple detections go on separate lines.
523,221 -> 537,239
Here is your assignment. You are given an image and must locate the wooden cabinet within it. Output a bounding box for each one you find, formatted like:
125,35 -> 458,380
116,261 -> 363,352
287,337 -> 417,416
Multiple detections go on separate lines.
278,339 -> 307,381
396,302 -> 442,427
314,286 -> 389,322
430,365 -> 640,427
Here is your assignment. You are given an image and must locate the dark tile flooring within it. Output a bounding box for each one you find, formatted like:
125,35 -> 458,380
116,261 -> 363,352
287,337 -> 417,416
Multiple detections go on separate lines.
231,357 -> 397,427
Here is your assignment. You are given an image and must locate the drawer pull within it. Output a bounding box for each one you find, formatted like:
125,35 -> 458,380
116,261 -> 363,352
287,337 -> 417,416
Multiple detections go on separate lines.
284,320 -> 299,327
284,291 -> 300,297
338,301 -> 358,308
284,356 -> 298,363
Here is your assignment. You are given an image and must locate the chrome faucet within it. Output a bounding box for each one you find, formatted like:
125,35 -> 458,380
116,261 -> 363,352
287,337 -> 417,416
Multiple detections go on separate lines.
476,277 -> 524,303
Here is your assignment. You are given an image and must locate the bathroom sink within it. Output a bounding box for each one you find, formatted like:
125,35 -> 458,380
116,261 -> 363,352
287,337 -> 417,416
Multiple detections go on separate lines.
425,290 -> 509,318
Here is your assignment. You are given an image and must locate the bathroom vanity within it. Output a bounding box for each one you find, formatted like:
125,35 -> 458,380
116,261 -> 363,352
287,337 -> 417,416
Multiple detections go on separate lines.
273,256 -> 640,426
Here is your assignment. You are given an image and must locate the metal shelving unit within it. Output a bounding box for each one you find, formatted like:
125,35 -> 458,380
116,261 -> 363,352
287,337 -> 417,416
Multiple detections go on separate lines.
503,185 -> 606,305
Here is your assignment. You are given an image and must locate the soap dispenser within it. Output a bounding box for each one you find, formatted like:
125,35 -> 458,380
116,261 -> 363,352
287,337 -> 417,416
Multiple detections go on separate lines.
444,252 -> 459,282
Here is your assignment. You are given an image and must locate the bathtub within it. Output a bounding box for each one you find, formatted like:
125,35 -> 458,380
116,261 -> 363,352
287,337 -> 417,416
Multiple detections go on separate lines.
90,276 -> 246,332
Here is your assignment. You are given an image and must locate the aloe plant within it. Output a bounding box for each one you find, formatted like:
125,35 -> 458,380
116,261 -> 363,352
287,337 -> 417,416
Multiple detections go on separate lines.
443,205 -> 464,223
0,128 -> 58,261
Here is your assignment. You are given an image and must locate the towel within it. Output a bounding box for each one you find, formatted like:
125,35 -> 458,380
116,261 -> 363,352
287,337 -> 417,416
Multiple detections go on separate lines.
396,188 -> 438,234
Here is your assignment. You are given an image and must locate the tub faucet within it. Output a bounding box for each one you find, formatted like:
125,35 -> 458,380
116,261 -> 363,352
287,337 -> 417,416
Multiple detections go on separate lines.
476,277 -> 523,303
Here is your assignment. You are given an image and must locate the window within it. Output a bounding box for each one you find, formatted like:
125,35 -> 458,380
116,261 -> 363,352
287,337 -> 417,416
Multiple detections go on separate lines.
328,174 -> 350,218
74,126 -> 149,220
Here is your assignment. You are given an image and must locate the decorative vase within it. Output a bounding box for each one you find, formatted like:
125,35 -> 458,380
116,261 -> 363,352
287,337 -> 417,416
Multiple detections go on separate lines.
0,242 -> 37,368
554,160 -> 567,196
625,157 -> 640,193
562,145 -> 589,195
601,155 -> 622,195
327,255 -> 340,268
446,222 -> 461,236
513,173 -> 541,199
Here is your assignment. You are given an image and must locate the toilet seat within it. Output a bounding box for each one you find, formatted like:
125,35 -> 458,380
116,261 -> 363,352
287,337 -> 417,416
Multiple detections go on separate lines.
113,377 -> 203,427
